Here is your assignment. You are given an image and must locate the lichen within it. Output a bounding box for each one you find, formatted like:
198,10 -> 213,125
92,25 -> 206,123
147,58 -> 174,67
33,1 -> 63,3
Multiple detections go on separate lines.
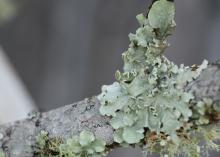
35,130 -> 106,157
98,0 -> 220,156
33,0 -> 220,157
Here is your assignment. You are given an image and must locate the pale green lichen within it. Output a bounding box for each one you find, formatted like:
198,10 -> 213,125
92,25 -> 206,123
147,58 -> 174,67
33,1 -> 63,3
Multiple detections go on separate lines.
98,0 -> 220,156
33,0 -> 220,157
35,130 -> 106,157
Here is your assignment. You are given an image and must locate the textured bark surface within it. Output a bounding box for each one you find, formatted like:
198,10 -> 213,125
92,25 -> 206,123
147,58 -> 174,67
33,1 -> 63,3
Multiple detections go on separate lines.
0,62 -> 220,157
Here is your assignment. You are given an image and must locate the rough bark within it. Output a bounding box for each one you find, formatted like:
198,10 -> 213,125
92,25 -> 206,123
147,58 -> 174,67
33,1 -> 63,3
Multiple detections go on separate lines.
0,62 -> 220,157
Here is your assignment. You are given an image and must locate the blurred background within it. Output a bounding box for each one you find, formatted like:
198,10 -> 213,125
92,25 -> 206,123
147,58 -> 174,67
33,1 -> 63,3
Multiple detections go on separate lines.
0,0 -> 220,156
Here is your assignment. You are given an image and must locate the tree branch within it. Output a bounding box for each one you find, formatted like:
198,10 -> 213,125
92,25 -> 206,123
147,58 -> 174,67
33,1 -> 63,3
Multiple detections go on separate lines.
0,62 -> 219,157
0,1 -> 215,157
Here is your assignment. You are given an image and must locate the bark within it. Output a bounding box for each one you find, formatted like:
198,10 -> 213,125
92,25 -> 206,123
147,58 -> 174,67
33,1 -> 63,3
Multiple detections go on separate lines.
0,62 -> 220,157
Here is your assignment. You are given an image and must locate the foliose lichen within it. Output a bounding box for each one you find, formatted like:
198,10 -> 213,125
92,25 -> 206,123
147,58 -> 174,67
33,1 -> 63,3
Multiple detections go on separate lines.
33,0 -> 220,157
35,130 -> 106,157
98,0 -> 220,156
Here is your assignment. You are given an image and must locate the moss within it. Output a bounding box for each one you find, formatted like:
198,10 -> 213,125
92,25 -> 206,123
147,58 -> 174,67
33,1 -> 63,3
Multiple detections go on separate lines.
34,130 -> 63,157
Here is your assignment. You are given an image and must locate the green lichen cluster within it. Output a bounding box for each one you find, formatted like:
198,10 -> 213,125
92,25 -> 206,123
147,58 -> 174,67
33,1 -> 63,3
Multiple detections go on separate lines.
192,98 -> 219,125
33,0 -> 220,157
35,130 -> 106,157
149,125 -> 220,157
98,0 -> 220,156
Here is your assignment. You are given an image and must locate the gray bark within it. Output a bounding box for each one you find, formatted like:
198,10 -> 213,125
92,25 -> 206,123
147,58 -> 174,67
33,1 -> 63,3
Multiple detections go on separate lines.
0,62 -> 220,157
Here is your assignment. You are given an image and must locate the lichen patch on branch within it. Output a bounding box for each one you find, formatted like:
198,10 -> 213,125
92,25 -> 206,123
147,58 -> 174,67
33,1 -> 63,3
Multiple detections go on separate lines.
1,0 -> 220,157
98,0 -> 220,156
35,130 -> 107,157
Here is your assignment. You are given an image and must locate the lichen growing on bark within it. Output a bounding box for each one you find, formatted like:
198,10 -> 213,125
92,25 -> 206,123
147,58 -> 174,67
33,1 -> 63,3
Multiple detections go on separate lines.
35,130 -> 107,157
33,0 -> 220,157
98,0 -> 220,156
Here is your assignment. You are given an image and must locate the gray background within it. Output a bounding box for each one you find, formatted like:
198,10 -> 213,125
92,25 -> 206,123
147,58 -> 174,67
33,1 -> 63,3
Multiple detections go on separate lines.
0,0 -> 220,156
